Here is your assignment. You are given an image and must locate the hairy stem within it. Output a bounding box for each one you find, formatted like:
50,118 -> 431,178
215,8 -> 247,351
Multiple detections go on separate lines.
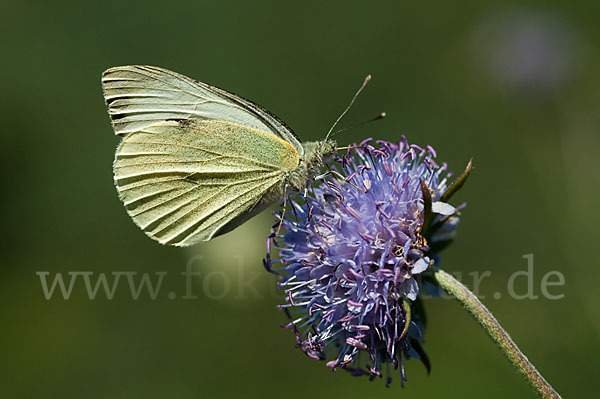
432,269 -> 561,399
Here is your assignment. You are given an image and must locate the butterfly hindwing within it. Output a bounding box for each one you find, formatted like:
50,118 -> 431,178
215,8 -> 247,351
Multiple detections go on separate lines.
113,119 -> 299,246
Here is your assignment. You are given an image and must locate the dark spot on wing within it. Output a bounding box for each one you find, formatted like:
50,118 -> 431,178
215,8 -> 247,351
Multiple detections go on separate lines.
165,118 -> 194,128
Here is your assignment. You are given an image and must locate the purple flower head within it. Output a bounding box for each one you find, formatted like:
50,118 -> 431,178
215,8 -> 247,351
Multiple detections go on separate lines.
265,138 -> 470,386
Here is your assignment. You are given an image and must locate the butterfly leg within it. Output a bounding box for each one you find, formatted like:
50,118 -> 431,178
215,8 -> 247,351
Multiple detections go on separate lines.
275,185 -> 290,238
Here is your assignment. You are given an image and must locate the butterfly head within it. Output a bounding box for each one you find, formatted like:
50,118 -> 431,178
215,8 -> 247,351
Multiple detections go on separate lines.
301,139 -> 337,165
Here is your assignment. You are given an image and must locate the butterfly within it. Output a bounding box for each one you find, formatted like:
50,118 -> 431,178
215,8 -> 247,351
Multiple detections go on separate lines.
102,65 -> 339,246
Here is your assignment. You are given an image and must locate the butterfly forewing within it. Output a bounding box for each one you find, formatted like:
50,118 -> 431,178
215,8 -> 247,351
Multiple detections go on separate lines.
113,120 -> 299,246
102,65 -> 304,157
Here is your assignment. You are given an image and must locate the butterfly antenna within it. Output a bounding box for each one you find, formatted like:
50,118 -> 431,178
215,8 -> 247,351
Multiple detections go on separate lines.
331,112 -> 386,137
325,75 -> 372,141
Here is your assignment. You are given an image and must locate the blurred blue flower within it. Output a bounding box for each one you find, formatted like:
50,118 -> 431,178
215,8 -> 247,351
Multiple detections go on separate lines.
471,9 -> 580,97
265,138 -> 470,385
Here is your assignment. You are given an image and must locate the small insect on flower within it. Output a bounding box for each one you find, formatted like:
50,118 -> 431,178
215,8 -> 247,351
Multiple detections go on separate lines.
265,137 -> 472,386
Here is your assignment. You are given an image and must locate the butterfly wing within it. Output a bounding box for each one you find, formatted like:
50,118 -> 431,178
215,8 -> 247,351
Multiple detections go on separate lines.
102,65 -> 304,157
114,120 -> 299,246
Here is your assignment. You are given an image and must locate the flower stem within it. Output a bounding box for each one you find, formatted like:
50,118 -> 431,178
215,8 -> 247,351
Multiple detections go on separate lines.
432,269 -> 561,399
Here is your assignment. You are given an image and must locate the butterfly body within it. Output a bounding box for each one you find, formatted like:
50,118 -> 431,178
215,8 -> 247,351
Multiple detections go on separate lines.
103,65 -> 335,246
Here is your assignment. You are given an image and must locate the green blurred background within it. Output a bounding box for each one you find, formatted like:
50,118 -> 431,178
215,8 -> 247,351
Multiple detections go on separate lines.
2,0 -> 598,397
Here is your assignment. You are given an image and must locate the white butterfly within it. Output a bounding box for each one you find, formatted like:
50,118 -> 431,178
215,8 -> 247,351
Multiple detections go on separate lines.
102,65 -> 336,246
